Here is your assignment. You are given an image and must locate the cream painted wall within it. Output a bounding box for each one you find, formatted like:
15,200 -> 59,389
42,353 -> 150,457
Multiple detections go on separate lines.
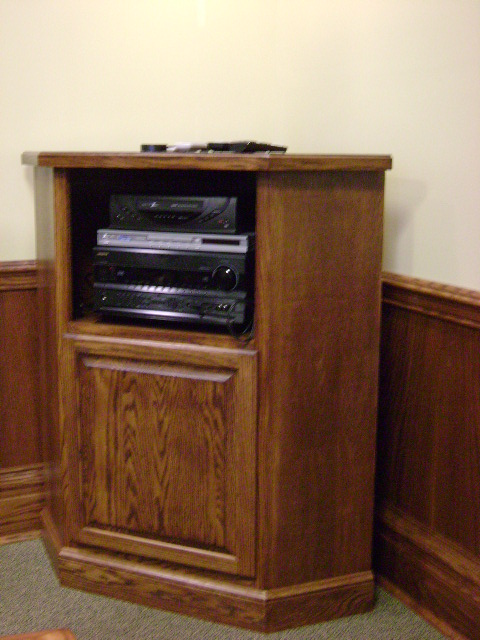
1,0 -> 479,289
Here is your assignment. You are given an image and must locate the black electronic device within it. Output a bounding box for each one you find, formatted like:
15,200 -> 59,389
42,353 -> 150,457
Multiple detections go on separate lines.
207,141 -> 287,153
140,141 -> 287,154
109,195 -> 240,234
92,245 -> 254,328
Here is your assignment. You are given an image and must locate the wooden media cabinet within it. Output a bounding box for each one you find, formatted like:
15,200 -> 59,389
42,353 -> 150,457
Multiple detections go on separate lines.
23,151 -> 391,631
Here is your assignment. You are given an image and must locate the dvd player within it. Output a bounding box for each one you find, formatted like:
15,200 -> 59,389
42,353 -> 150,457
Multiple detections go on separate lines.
97,230 -> 253,253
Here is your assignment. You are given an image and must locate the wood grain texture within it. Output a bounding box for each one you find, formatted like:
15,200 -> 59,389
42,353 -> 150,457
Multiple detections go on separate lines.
375,273 -> 480,639
57,544 -> 373,632
29,153 -> 389,629
68,316 -> 256,350
0,261 -> 44,539
377,273 -> 480,552
382,272 -> 480,329
255,170 -> 385,588
22,151 -> 392,172
0,464 -> 45,539
0,262 -> 40,469
63,335 -> 257,577
0,261 -> 37,291
375,507 -> 480,640
34,167 -> 67,545
378,576 -> 473,640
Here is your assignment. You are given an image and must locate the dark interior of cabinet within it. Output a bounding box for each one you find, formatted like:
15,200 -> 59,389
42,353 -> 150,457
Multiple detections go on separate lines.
69,168 -> 257,332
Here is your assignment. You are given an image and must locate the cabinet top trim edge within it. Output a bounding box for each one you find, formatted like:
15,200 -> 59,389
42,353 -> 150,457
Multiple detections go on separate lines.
22,152 -> 392,172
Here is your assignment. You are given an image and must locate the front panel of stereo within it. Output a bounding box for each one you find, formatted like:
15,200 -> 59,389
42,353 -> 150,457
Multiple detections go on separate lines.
93,247 -> 251,291
92,247 -> 254,328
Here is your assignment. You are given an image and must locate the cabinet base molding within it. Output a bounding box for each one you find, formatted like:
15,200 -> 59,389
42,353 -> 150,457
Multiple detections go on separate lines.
45,540 -> 374,632
0,464 -> 45,542
375,506 -> 480,640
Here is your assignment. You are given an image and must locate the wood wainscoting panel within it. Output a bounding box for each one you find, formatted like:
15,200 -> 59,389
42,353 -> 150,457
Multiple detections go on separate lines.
0,261 -> 44,540
0,261 -> 40,468
375,272 -> 480,640
0,464 -> 45,541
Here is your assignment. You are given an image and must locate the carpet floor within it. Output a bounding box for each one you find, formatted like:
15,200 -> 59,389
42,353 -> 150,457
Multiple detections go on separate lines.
0,540 -> 447,640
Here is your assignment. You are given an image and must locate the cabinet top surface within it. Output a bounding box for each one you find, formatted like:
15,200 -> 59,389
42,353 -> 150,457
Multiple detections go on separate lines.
22,151 -> 392,172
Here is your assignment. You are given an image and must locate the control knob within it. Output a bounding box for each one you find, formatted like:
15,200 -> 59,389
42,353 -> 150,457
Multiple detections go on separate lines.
212,265 -> 238,291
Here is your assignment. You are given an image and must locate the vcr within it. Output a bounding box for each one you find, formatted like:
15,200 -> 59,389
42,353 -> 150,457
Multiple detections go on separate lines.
109,195 -> 244,234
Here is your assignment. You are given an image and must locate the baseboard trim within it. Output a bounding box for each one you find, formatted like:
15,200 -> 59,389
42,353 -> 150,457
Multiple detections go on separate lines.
0,530 -> 42,546
375,505 -> 480,640
53,543 -> 374,632
0,464 -> 45,540
377,576 -> 471,640
263,571 -> 374,631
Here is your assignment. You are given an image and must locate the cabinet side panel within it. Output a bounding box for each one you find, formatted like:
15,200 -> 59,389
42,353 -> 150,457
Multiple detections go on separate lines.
36,167 -> 71,544
35,167 -> 62,538
255,170 -> 385,588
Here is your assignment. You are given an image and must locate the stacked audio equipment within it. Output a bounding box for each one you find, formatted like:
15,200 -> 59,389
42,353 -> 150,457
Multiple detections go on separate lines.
92,195 -> 255,332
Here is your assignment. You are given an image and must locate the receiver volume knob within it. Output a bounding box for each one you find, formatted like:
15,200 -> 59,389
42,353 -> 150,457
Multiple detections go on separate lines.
212,265 -> 238,291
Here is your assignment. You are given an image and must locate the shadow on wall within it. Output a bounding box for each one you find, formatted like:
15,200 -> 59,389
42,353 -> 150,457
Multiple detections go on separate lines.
382,177 -> 427,274
23,164 -> 35,197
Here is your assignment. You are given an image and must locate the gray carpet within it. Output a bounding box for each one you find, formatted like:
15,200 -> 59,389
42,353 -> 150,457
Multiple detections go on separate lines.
0,540 -> 447,640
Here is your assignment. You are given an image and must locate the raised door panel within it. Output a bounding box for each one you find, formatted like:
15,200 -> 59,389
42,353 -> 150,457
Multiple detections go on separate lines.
63,336 -> 257,577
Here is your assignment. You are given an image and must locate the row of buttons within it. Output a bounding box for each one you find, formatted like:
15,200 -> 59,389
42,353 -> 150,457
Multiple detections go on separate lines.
99,290 -> 237,315
97,284 -> 246,299
112,209 -> 231,227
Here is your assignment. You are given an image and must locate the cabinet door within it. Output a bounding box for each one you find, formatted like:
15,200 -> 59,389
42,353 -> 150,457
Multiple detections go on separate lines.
63,336 -> 257,577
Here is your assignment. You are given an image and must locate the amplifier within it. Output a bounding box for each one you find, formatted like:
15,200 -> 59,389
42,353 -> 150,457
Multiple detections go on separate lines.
92,246 -> 254,327
109,195 -> 241,234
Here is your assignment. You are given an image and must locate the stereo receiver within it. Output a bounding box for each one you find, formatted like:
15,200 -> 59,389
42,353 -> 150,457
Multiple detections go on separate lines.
92,245 -> 254,328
